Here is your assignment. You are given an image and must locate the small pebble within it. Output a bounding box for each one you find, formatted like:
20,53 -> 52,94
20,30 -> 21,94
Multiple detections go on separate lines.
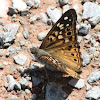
68,79 -> 84,89
86,86 -> 100,100
13,54 -> 27,65
78,24 -> 89,36
87,70 -> 100,83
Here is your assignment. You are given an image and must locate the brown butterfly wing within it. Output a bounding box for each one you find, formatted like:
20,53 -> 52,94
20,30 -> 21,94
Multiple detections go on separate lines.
40,9 -> 77,49
39,9 -> 82,78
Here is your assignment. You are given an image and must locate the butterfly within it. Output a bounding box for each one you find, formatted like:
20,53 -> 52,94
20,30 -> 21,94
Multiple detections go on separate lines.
30,9 -> 82,79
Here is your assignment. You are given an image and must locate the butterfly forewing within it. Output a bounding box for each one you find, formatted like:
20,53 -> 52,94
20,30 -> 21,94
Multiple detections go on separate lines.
40,9 -> 77,50
39,9 -> 82,78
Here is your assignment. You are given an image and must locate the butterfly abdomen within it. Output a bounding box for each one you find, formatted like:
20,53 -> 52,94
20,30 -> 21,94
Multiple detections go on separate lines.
39,55 -> 64,71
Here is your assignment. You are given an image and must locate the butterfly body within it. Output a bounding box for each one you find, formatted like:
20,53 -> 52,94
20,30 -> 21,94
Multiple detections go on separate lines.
31,9 -> 82,78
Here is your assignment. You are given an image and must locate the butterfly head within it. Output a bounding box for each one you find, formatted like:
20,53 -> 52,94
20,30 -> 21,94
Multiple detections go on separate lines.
30,47 -> 50,57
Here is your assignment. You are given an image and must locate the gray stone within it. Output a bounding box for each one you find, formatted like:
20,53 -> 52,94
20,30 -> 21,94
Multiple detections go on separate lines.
19,40 -> 25,46
16,66 -> 25,73
47,19 -> 52,25
82,2 -> 100,19
88,47 -> 96,53
26,0 -> 40,8
40,13 -> 47,24
57,0 -> 69,6
62,5 -> 70,14
86,83 -> 92,91
10,95 -> 18,100
94,42 -> 99,47
68,79 -> 84,89
6,46 -> 22,57
78,24 -> 89,36
20,9 -> 29,16
8,7 -> 18,15
22,29 -> 29,39
10,65 -> 16,72
30,15 -> 38,24
86,86 -> 100,99
19,77 -> 29,89
98,63 -> 100,68
12,0 -> 27,12
30,62 -> 44,70
0,49 -> 3,57
45,82 -> 68,100
13,54 -> 27,65
88,16 -> 100,26
6,47 -> 13,55
81,53 -> 91,66
46,6 -> 62,24
0,32 -> 16,48
0,20 -> 4,26
32,76 -> 42,86
25,89 -> 31,94
84,34 -> 91,40
3,62 -> 9,66
94,51 -> 99,58
77,37 -> 82,43
4,82 -> 9,88
87,70 -> 100,83
7,75 -> 21,91
23,92 -> 28,100
4,23 -> 19,34
90,38 -> 96,45
37,30 -> 48,41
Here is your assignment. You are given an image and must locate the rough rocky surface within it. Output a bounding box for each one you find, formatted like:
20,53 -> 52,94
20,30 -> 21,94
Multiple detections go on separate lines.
0,0 -> 100,100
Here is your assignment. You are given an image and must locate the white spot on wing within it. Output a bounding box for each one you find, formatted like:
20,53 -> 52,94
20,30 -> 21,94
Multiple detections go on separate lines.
57,23 -> 60,27
69,19 -> 71,21
66,24 -> 69,26
64,16 -> 68,20
64,38 -> 69,43
59,24 -> 64,30
58,35 -> 63,39
59,31 -> 62,34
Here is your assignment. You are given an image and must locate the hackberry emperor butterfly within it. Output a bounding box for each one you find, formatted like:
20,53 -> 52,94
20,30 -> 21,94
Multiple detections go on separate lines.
30,9 -> 82,78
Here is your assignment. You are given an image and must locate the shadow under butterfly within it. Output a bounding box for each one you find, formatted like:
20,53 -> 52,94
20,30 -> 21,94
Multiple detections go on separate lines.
30,9 -> 83,79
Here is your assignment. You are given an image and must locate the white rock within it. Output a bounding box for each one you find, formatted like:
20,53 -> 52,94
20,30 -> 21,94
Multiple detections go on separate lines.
84,34 -> 91,40
86,83 -> 92,91
77,37 -> 82,43
26,0 -> 40,8
7,75 -> 21,91
46,6 -> 62,24
87,70 -> 100,83
62,5 -> 70,14
37,30 -> 48,41
88,16 -> 100,26
10,95 -> 18,100
12,0 -> 27,11
82,2 -> 100,19
68,79 -> 84,89
13,54 -> 27,65
78,23 -> 89,36
57,0 -> 69,6
81,53 -> 91,66
86,86 -> 100,99
40,13 -> 47,24
94,51 -> 99,58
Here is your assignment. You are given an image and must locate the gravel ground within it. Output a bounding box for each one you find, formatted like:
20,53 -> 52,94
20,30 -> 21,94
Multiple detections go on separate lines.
0,0 -> 100,100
